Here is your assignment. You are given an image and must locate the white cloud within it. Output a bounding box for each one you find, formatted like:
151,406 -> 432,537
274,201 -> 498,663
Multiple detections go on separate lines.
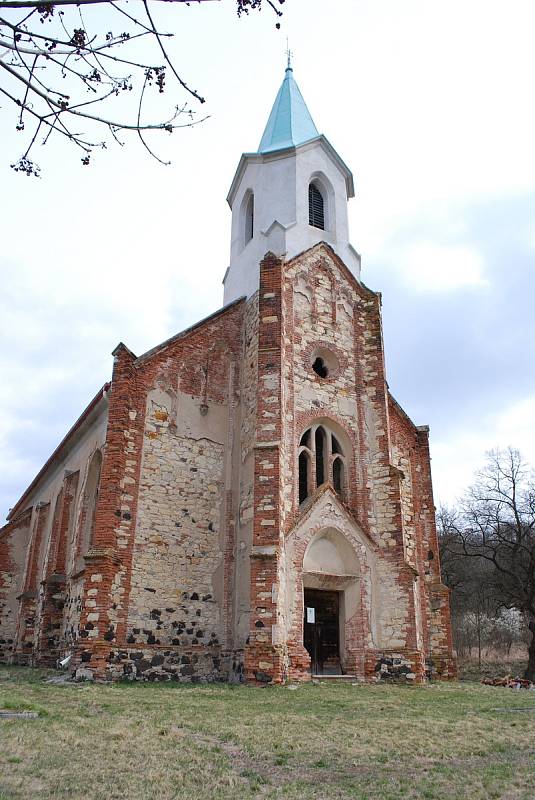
432,395 -> 535,505
1,0 -> 535,521
398,242 -> 488,292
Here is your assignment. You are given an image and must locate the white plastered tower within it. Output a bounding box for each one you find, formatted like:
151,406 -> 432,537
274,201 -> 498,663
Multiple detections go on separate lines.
223,62 -> 361,305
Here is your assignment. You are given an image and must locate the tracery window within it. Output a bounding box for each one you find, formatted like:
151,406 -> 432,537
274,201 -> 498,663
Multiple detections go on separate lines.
298,424 -> 347,504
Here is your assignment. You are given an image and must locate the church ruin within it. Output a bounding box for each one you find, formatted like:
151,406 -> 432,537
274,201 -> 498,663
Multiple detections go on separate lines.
0,64 -> 456,683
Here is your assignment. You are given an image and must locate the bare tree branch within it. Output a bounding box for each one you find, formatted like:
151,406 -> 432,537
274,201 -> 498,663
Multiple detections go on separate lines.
0,0 -> 285,175
0,0 -> 211,8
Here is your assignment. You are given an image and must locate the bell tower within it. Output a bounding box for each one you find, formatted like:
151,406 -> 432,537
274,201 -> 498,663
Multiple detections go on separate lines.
223,62 -> 361,305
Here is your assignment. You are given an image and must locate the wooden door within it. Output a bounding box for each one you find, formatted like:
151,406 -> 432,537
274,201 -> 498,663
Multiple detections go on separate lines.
303,588 -> 341,675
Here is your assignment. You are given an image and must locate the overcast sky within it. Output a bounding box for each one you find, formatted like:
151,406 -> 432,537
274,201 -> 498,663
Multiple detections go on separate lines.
1,0 -> 534,522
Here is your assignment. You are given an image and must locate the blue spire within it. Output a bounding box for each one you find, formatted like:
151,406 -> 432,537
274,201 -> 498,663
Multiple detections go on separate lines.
258,64 -> 319,154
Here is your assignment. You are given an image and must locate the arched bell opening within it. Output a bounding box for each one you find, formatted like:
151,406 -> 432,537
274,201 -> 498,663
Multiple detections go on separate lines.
308,171 -> 336,234
240,189 -> 255,250
308,182 -> 325,230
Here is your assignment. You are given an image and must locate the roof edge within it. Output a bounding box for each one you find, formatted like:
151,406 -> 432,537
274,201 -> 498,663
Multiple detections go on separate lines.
227,135 -> 354,207
7,383 -> 111,522
0,506 -> 32,537
134,295 -> 246,365
285,241 -> 377,302
112,342 -> 137,359
285,483 -> 378,551
388,391 -> 427,436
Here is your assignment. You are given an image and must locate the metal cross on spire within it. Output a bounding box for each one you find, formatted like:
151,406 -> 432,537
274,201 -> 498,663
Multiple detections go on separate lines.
285,38 -> 293,70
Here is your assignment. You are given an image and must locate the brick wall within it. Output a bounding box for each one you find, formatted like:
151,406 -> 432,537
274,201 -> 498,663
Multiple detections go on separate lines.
74,299 -> 247,680
0,510 -> 32,661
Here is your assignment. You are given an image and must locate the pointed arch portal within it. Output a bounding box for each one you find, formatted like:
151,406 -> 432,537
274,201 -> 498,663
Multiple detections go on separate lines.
301,528 -> 361,676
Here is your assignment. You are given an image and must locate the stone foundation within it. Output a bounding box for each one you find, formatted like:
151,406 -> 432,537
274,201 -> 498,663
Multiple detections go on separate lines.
368,650 -> 427,683
72,645 -> 245,683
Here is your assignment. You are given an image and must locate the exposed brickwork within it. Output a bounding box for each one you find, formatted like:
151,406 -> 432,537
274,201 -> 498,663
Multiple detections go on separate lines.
14,502 -> 50,664
388,399 -> 457,679
36,471 -> 80,665
245,252 -> 286,683
0,510 -> 32,662
0,242 -> 455,683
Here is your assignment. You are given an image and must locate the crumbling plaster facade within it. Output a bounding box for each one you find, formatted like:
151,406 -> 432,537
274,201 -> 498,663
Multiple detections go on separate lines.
0,244 -> 456,683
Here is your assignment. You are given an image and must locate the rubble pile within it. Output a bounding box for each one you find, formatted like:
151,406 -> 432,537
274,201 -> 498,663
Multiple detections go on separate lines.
481,675 -> 534,690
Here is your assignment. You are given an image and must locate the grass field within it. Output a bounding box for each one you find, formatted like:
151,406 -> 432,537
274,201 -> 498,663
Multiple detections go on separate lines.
1,666 -> 535,799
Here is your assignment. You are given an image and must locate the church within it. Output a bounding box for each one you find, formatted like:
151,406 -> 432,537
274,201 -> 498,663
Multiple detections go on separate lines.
0,64 -> 456,683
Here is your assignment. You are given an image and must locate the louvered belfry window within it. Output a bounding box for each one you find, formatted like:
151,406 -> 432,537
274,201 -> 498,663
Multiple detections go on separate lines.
308,183 -> 325,230
245,193 -> 254,245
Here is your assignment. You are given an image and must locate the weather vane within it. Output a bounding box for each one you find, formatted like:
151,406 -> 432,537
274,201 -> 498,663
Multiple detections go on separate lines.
285,38 -> 292,70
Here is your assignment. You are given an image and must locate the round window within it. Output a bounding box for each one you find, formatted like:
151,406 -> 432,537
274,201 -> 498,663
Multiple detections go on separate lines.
310,347 -> 339,379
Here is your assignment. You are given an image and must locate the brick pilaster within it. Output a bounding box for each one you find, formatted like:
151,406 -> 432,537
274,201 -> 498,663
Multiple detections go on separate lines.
0,509 -> 32,663
15,503 -> 49,663
75,345 -> 145,677
416,427 -> 457,678
37,472 -> 79,665
245,252 -> 286,684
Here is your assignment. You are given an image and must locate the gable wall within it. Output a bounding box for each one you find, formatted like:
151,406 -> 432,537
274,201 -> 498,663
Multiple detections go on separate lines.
95,300 -> 249,681
256,244 -> 450,681
281,246 -> 399,544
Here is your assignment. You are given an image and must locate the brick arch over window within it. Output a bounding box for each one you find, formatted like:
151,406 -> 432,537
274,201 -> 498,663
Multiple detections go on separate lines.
75,449 -> 102,570
298,421 -> 349,504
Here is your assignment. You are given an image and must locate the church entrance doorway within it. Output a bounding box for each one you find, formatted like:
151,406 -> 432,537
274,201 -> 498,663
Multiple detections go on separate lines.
303,588 -> 341,675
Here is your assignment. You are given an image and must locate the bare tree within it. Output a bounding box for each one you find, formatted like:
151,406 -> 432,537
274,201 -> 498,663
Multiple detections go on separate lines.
440,449 -> 535,681
0,0 -> 284,175
439,516 -> 496,664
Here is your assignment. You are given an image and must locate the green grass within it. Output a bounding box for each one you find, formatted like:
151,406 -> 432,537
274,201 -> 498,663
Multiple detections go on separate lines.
1,666 -> 535,799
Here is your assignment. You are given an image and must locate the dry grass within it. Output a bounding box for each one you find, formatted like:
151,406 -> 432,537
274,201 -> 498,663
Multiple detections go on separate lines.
1,666 -> 535,799
457,652 -> 529,682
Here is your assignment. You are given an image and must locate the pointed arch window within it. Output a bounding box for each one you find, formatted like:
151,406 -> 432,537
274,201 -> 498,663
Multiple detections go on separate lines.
245,192 -> 254,245
333,457 -> 344,495
308,183 -> 324,230
298,423 -> 347,504
75,449 -> 102,571
298,451 -> 311,505
314,426 -> 326,486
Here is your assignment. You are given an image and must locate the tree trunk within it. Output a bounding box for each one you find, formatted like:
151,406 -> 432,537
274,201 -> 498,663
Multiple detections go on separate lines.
476,609 -> 482,670
526,618 -> 535,683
